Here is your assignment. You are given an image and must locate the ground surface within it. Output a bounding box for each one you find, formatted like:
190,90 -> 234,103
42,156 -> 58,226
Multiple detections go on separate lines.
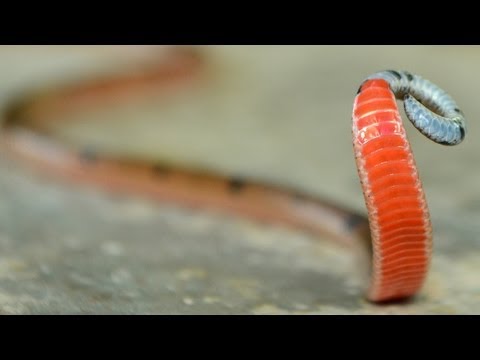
0,46 -> 479,314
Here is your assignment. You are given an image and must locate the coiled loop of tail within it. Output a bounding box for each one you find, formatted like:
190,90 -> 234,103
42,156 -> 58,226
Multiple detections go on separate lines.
363,70 -> 466,146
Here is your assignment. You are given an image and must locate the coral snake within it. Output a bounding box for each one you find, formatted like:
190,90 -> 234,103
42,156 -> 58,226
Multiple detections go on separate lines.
0,48 -> 466,303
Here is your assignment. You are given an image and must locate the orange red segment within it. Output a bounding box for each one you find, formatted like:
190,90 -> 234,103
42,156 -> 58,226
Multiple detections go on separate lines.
353,79 -> 432,302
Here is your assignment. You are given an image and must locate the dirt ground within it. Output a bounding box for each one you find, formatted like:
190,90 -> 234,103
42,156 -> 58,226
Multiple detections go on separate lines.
0,46 -> 478,314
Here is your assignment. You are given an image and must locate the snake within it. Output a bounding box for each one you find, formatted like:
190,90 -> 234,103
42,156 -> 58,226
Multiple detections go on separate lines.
0,48 -> 466,303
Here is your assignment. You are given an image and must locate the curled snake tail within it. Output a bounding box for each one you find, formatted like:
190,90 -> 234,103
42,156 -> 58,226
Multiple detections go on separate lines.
354,70 -> 466,301
403,94 -> 465,145
365,70 -> 467,146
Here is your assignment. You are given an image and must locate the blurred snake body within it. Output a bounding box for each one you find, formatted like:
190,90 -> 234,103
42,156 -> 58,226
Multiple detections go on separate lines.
0,51 -> 466,303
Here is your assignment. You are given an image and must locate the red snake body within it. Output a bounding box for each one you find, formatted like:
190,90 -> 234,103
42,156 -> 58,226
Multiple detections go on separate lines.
353,79 -> 431,302
0,48 -> 464,303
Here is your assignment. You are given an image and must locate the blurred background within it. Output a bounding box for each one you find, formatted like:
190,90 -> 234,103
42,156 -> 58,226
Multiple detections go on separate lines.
0,45 -> 478,314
